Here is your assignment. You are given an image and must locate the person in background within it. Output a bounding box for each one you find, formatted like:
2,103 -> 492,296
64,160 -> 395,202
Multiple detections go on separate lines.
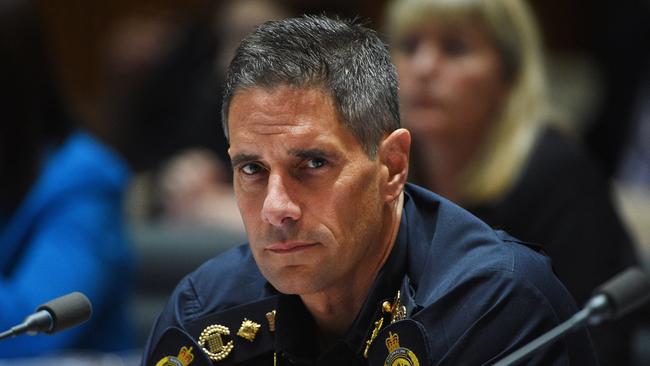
0,1 -> 212,358
385,0 -> 639,363
156,0 -> 291,230
0,1 -> 134,357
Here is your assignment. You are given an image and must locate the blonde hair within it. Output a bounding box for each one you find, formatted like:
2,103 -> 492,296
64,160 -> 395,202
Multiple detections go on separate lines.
386,0 -> 550,204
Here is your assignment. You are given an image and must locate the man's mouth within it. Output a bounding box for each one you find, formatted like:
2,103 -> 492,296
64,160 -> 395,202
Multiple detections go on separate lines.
265,242 -> 319,253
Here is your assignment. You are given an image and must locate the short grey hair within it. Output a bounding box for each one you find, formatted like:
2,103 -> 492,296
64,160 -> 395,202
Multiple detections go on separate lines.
221,15 -> 400,157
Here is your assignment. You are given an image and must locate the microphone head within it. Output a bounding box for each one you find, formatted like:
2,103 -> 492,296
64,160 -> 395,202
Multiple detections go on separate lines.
36,292 -> 93,334
593,267 -> 650,319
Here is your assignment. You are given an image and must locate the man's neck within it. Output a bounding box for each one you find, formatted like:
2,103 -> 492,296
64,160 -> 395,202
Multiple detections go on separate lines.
299,192 -> 405,338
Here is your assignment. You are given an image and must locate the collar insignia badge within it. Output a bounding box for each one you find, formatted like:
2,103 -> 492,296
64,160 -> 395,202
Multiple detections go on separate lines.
388,291 -> 406,323
365,289 -> 406,359
155,345 -> 195,366
265,310 -> 276,332
384,331 -> 420,366
198,324 -> 234,362
364,317 -> 385,358
237,318 -> 261,342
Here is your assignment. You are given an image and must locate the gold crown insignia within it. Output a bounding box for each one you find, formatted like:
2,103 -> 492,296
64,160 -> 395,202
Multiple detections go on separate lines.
155,346 -> 195,366
177,346 -> 195,365
385,331 -> 400,353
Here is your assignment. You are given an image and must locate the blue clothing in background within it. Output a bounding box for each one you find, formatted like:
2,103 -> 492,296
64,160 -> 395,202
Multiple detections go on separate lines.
0,130 -> 134,357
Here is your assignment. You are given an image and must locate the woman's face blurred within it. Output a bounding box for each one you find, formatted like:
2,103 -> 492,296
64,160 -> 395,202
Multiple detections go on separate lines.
394,20 -> 510,144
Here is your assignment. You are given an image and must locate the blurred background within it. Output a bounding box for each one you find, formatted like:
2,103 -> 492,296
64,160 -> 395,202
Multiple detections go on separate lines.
0,0 -> 649,365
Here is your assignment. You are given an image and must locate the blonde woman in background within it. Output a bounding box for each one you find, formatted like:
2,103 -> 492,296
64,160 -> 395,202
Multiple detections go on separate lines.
386,0 -> 640,364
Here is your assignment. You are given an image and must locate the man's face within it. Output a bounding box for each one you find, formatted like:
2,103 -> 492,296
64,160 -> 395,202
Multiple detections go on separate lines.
228,86 -> 389,296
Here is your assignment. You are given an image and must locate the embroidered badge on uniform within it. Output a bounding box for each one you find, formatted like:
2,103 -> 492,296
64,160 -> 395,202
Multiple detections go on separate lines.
364,316 -> 385,358
367,319 -> 430,366
389,291 -> 407,323
155,345 -> 195,366
384,331 -> 420,366
149,326 -> 213,366
198,324 -> 234,362
265,310 -> 276,332
237,318 -> 261,341
366,289 -> 407,359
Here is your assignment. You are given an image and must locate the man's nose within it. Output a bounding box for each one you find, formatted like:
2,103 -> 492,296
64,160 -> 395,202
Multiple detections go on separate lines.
261,173 -> 301,227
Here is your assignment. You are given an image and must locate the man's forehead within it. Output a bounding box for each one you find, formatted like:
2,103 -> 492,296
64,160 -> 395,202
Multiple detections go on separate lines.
229,85 -> 333,115
228,85 -> 343,136
226,84 -> 367,161
228,126 -> 343,156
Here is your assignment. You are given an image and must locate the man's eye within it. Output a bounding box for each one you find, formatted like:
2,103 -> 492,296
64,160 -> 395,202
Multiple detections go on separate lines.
305,158 -> 327,169
241,163 -> 262,175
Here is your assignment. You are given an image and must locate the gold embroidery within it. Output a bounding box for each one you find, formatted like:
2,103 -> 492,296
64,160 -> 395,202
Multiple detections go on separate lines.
198,324 -> 234,362
237,318 -> 261,341
266,310 -> 276,332
363,317 -> 384,358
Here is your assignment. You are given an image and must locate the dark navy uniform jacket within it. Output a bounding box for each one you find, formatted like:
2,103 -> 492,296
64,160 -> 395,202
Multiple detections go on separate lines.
142,183 -> 597,365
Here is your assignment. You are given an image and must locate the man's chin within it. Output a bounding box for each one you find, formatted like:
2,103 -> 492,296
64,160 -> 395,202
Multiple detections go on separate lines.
263,270 -> 328,296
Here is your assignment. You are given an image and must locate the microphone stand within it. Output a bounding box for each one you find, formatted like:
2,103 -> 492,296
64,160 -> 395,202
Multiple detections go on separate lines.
0,310 -> 54,340
493,295 -> 609,366
0,292 -> 91,342
494,266 -> 650,365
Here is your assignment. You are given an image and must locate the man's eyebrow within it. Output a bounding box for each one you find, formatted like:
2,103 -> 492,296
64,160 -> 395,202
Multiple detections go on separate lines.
288,148 -> 336,160
230,153 -> 260,168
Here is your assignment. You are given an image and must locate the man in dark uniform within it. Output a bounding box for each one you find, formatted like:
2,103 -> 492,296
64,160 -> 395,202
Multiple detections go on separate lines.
142,16 -> 597,365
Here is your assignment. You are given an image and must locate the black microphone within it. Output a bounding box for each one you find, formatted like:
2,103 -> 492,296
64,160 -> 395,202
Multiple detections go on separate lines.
589,266 -> 650,324
494,267 -> 650,366
0,292 -> 92,341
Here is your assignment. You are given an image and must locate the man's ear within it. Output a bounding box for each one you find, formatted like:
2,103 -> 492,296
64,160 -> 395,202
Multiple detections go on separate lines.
379,128 -> 411,202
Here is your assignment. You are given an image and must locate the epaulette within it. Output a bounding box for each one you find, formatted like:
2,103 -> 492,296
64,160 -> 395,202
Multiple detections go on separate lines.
183,295 -> 279,365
